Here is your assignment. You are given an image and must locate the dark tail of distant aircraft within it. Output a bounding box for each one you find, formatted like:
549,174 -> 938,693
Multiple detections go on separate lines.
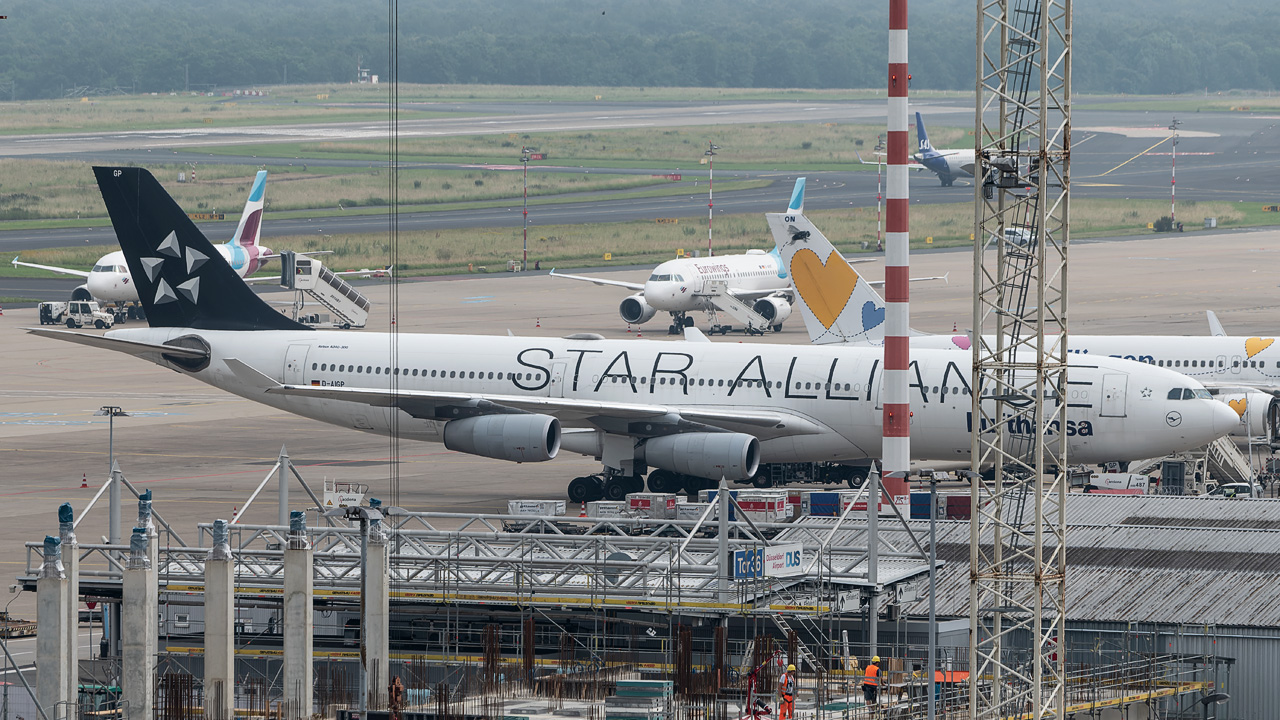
94,166 -> 309,331
915,111 -> 939,158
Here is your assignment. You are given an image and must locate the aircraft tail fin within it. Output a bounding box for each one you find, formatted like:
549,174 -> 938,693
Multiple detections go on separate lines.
787,176 -> 806,214
915,111 -> 937,156
93,167 -> 308,331
766,207 -> 887,345
230,170 -> 267,248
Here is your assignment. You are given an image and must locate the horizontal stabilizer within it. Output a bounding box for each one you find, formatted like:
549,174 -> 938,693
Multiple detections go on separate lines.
24,327 -> 209,359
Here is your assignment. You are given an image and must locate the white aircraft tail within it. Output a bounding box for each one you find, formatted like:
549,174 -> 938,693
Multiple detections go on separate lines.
229,170 -> 267,249
766,180 -> 889,345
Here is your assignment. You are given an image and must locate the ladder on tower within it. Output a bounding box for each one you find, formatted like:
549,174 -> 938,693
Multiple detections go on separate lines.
280,252 -> 372,329
698,280 -> 774,334
770,613 -> 819,673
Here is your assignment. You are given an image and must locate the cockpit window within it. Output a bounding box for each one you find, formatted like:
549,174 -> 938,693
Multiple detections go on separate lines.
1194,388 -> 1212,400
673,274 -> 684,282
648,273 -> 672,282
1168,388 -> 1211,400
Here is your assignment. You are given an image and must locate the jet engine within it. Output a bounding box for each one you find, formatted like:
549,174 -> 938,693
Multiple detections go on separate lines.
622,293 -> 660,324
752,296 -> 793,325
443,414 -> 561,462
619,294 -> 657,325
1216,391 -> 1280,443
71,284 -> 94,301
643,432 -> 760,481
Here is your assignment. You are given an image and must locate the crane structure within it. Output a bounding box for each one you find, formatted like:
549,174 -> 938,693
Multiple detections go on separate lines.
967,0 -> 1072,717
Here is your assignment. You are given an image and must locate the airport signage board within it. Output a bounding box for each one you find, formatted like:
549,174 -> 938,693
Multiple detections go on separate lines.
763,543 -> 804,578
733,548 -> 763,579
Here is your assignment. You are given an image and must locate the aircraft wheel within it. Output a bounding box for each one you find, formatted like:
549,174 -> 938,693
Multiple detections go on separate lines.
751,472 -> 773,489
568,476 -> 600,504
773,324 -> 783,332
602,476 -> 629,501
683,316 -> 695,327
668,324 -> 679,335
627,475 -> 645,494
681,475 -> 710,495
647,469 -> 678,493
847,466 -> 870,489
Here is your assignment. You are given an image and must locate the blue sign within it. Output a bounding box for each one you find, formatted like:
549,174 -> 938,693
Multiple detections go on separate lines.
733,548 -> 764,579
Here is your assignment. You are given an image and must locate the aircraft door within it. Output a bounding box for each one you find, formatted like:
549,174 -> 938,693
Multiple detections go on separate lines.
284,344 -> 310,385
1100,373 -> 1127,418
549,362 -> 567,398
1230,355 -> 1242,375
1216,354 -> 1227,376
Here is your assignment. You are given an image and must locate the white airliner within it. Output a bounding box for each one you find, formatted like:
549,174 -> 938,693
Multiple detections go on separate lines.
912,112 -> 975,187
13,171 -> 276,319
766,186 -> 1280,445
27,168 -> 1235,505
550,178 -> 941,334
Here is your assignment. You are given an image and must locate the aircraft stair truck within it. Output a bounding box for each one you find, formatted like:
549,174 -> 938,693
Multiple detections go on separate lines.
697,279 -> 776,335
280,251 -> 371,329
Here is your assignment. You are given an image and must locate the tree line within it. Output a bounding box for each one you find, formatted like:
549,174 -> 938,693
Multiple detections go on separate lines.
0,0 -> 1274,100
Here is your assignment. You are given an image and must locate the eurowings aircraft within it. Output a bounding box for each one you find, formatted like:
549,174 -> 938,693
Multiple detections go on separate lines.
765,190 -> 1278,444
12,170 -> 277,317
550,178 -> 942,335
913,112 -> 975,187
28,168 -> 1235,505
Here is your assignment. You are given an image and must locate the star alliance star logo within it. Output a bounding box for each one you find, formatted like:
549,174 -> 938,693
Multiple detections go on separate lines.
1141,387 -> 1152,399
142,230 -> 203,305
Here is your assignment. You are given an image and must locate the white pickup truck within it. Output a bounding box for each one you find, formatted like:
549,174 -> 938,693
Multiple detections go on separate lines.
38,301 -> 115,329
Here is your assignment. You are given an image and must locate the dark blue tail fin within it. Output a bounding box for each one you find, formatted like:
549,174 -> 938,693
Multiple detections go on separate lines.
94,166 -> 308,331
915,111 -> 938,157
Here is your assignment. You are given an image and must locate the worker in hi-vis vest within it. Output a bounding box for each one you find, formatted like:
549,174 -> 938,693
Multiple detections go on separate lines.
862,655 -> 881,705
778,663 -> 796,720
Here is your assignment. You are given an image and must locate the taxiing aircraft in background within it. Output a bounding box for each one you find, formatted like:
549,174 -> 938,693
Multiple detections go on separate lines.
912,112 -> 976,187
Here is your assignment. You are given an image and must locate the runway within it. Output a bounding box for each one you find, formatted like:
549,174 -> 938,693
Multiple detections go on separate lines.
1,226 -> 1277,619
0,101 -> 1277,253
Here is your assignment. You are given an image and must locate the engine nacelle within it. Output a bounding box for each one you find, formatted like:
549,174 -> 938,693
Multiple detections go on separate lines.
752,296 -> 793,325
71,284 -> 93,302
443,414 -> 561,462
619,294 -> 657,325
643,432 -> 760,481
1216,391 -> 1280,442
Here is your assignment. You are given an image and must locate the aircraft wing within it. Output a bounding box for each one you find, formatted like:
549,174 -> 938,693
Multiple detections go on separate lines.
11,258 -> 91,279
548,269 -> 644,292
243,364 -> 824,440
866,272 -> 949,288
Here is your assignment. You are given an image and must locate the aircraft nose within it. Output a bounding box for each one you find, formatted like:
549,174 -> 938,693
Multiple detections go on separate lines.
1211,400 -> 1242,437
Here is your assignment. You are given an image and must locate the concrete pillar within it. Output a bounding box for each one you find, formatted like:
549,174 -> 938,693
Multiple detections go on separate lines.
122,527 -> 156,720
282,511 -> 313,720
204,519 -> 235,720
365,515 -> 390,710
36,535 -> 70,720
58,504 -> 79,712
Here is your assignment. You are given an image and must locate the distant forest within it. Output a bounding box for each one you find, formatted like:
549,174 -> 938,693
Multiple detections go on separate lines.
0,0 -> 1275,100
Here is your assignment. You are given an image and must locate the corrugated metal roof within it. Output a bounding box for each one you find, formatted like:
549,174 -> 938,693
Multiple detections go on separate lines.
785,494 -> 1280,627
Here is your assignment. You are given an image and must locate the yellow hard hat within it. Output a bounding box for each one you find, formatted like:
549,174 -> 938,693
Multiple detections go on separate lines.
872,655 -> 881,663
787,663 -> 796,671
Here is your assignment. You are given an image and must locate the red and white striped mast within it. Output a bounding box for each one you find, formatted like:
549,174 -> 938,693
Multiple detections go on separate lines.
882,0 -> 911,504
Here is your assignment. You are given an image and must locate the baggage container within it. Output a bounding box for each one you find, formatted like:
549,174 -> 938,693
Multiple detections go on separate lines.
587,500 -> 630,519
945,495 -> 971,520
627,493 -> 680,519
506,499 -> 566,517
676,502 -> 711,522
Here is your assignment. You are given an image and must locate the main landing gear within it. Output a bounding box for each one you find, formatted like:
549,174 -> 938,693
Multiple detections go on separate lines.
567,471 -> 645,504
667,313 -> 695,335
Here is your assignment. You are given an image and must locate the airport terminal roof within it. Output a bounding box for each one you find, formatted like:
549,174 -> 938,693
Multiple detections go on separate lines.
808,493 -> 1280,627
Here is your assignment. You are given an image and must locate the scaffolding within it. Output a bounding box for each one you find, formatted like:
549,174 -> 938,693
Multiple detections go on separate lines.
969,0 -> 1072,717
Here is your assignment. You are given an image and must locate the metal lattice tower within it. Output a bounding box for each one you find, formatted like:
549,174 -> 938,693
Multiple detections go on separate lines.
968,0 -> 1071,717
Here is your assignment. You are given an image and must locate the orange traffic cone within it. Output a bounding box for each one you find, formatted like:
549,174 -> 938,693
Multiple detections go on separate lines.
81,473 -> 87,489
231,506 -> 238,520
535,317 -> 541,328
953,321 -> 958,332
579,502 -> 587,518
626,323 -> 632,333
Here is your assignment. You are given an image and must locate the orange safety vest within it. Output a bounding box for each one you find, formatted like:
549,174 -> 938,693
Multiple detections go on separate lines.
864,663 -> 880,687
780,672 -> 795,698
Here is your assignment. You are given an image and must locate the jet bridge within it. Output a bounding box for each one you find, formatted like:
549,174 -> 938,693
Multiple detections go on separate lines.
279,251 -> 371,329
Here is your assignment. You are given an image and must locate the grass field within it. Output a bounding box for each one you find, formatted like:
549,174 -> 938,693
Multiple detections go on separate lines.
199,120 -> 969,170
0,158 -> 704,222
8,198 -> 1267,279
